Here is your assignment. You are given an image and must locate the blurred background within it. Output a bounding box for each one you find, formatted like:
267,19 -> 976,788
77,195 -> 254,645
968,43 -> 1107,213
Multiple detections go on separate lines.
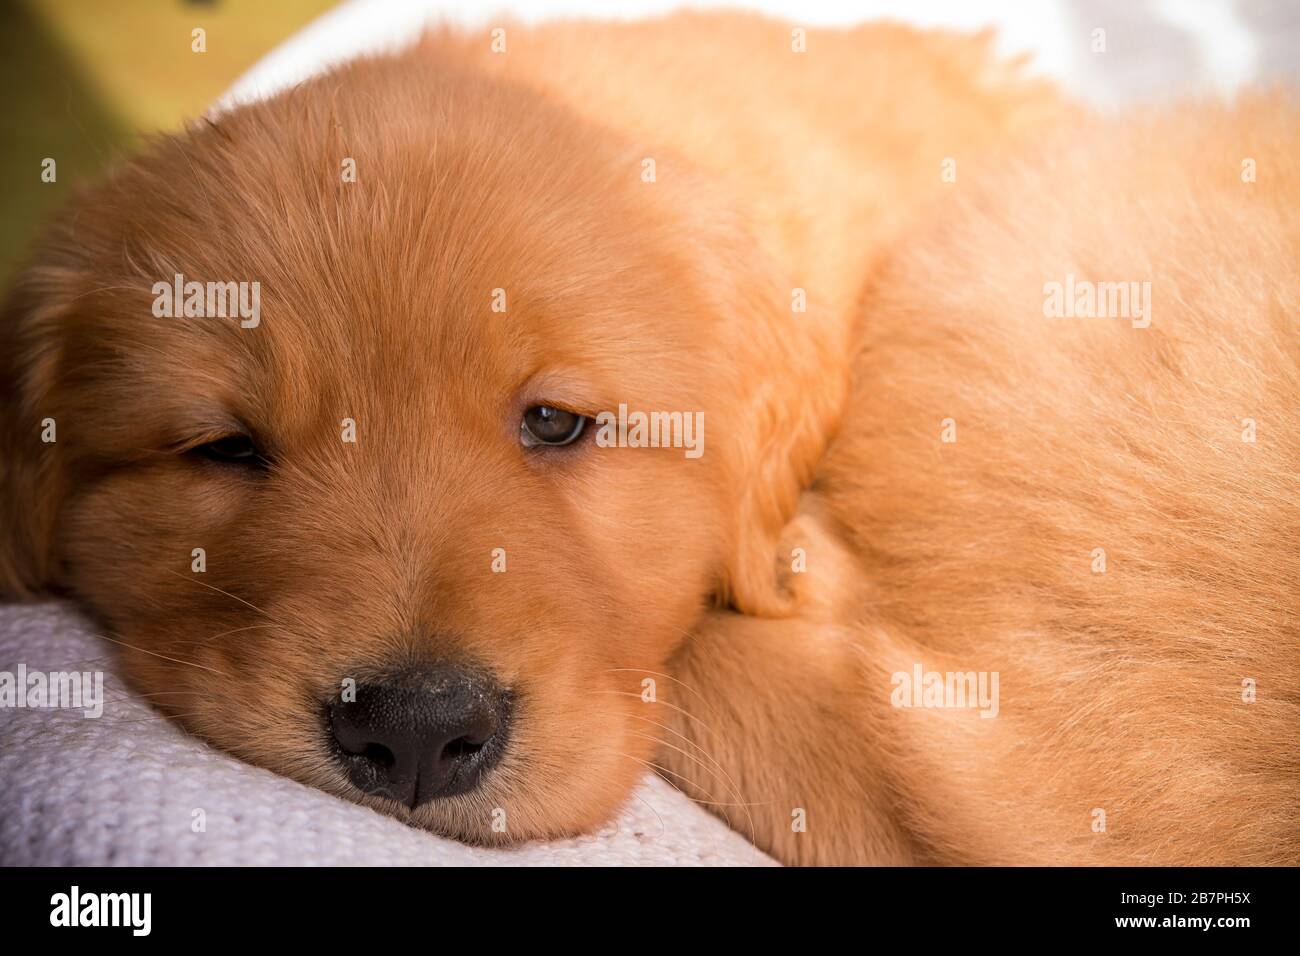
3,0 -> 1297,287
0,0 -> 333,285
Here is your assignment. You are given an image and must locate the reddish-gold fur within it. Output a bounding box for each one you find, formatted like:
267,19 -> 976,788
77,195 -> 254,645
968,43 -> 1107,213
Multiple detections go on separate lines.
664,95 -> 1300,865
2,14 -> 1293,862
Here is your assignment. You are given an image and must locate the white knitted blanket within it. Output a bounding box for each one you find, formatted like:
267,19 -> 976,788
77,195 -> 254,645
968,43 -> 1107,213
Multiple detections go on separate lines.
0,602 -> 774,865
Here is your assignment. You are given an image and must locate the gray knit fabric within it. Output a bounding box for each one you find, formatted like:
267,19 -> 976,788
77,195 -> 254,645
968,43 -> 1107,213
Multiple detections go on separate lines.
0,602 -> 775,866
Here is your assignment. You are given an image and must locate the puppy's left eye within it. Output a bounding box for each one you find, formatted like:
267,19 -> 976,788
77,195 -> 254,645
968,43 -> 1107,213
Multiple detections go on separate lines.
194,434 -> 263,466
521,406 -> 587,447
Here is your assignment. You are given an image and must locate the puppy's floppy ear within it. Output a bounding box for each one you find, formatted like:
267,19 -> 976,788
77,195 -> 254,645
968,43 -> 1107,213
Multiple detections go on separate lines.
703,223 -> 848,618
0,267 -> 70,598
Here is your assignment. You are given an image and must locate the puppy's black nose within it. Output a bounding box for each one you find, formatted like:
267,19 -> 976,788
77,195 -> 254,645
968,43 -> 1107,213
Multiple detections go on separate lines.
327,666 -> 510,809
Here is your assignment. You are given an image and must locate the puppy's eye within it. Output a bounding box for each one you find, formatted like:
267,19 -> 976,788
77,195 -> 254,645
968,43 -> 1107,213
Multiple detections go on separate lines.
194,434 -> 263,466
521,406 -> 587,447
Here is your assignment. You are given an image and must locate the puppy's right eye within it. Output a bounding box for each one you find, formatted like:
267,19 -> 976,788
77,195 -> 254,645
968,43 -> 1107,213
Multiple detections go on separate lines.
193,435 -> 263,467
521,405 -> 588,447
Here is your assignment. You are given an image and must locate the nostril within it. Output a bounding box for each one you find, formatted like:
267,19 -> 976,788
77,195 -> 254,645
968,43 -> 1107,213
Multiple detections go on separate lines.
442,735 -> 487,762
331,720 -> 398,769
362,742 -> 396,768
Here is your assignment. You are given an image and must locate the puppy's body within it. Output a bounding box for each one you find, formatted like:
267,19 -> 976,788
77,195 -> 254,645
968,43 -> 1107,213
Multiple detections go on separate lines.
666,97 -> 1300,865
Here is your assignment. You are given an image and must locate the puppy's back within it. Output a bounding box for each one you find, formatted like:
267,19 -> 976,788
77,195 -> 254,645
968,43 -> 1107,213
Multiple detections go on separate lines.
822,94 -> 1300,864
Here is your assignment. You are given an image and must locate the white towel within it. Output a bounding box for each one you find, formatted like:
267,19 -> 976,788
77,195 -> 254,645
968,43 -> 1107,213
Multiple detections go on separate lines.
0,601 -> 775,865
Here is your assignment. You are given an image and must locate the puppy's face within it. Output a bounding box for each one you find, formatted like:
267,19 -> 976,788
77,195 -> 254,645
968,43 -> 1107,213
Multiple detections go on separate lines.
0,55 -> 837,840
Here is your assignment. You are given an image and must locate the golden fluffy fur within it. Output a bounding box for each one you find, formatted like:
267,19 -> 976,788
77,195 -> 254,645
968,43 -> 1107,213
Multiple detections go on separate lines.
665,94 -> 1300,865
2,13 -> 1294,864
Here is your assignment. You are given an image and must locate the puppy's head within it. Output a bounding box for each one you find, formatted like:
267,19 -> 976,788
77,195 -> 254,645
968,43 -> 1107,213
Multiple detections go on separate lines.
0,52 -> 840,839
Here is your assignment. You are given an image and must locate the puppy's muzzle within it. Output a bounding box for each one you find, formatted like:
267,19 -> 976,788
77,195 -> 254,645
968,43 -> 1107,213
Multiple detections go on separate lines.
327,665 -> 511,809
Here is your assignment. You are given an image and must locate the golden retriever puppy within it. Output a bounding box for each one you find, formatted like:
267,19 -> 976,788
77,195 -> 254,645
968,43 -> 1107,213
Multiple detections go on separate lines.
0,15 -> 1057,844
663,94 -> 1300,865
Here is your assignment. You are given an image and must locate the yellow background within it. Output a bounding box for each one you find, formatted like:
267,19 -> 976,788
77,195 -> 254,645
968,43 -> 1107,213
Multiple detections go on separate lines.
1,0 -> 336,283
